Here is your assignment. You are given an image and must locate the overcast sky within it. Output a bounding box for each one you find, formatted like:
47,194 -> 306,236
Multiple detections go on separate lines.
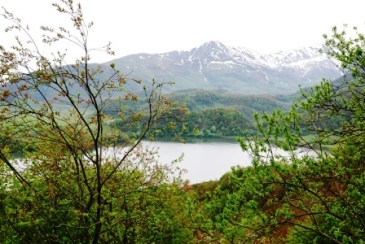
1,0 -> 365,63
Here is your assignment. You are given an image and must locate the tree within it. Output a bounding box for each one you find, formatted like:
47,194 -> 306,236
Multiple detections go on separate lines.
0,1 -> 190,243
203,24 -> 365,243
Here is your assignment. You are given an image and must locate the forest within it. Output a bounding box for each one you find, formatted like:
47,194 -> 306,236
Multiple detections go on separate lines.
1,1 -> 365,243
105,89 -> 292,139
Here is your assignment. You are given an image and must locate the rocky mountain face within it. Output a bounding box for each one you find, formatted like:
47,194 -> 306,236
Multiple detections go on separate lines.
108,41 -> 342,94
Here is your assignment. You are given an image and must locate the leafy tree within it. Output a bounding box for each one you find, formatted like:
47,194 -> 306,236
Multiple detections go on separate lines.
0,1 -> 190,243
203,24 -> 365,243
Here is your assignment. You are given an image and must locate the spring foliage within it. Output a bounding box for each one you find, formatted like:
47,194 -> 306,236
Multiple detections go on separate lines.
0,1 -> 190,243
2,1 -> 365,243
195,24 -> 365,243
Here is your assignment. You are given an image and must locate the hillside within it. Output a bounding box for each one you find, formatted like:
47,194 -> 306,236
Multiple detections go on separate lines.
105,89 -> 294,138
107,41 -> 342,94
1,41 -> 344,140
2,41 -> 343,104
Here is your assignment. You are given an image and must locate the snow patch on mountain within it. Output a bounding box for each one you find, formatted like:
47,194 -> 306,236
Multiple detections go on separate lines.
108,40 -> 342,94
189,41 -> 331,69
260,46 -> 328,68
198,61 -> 208,82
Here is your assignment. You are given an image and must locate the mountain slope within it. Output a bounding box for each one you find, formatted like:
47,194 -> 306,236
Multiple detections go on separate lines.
1,41 -> 343,104
108,41 -> 342,94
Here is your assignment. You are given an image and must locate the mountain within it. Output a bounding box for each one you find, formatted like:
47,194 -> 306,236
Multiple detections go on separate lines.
2,41 -> 342,105
108,41 -> 342,94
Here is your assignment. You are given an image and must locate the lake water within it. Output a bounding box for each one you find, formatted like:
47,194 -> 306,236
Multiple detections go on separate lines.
12,138 -> 314,184
141,140 -> 316,184
142,140 -> 252,184
12,139 -> 250,184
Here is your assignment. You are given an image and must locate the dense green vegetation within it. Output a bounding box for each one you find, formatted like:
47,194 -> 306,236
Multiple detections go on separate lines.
105,89 -> 293,139
167,89 -> 292,114
169,90 -> 292,137
1,1 -> 365,243
188,25 -> 365,242
0,2 -> 190,243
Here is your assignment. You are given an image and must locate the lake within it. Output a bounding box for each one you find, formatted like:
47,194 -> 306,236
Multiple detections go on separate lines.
13,138 -> 314,184
141,139 -> 316,184
142,140 -> 252,184
13,139 -> 250,184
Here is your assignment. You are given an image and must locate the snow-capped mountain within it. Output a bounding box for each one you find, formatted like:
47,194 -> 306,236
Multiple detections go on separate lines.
109,41 -> 342,94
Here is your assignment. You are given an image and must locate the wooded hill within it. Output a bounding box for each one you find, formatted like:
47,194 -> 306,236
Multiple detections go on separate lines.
104,88 -> 295,139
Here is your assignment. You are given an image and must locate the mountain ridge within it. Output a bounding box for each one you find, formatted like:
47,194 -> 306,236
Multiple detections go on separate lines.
108,41 -> 342,94
2,41 -> 343,103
